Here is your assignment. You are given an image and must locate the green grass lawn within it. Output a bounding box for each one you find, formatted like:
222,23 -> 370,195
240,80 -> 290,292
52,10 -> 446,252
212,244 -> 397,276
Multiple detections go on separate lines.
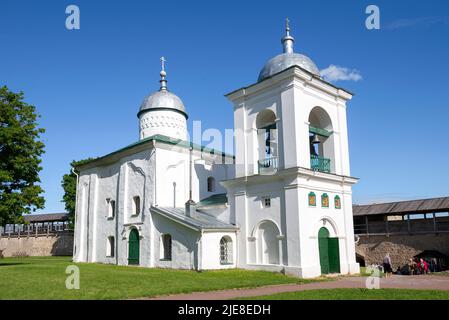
0,256 -> 308,300
358,266 -> 384,277
239,288 -> 449,300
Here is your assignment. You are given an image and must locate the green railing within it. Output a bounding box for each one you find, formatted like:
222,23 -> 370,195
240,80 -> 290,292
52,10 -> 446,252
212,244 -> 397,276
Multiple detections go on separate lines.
310,155 -> 331,173
258,157 -> 278,174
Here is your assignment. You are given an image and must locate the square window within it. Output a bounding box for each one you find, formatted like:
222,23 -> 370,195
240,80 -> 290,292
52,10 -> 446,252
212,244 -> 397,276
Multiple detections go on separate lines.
262,197 -> 271,208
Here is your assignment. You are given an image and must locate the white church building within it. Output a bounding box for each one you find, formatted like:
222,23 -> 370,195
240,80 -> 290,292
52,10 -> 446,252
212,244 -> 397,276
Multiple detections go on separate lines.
73,21 -> 360,278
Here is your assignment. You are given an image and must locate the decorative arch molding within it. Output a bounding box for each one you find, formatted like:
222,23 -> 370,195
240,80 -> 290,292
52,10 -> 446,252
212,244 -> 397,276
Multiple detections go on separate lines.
250,219 -> 283,238
253,108 -> 278,130
125,162 -> 147,218
308,105 -> 335,131
313,216 -> 339,238
166,160 -> 185,170
122,225 -> 143,240
127,162 -> 145,177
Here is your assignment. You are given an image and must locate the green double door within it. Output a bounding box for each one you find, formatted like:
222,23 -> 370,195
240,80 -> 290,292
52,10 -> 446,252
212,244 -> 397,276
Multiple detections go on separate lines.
318,227 -> 340,274
128,229 -> 140,265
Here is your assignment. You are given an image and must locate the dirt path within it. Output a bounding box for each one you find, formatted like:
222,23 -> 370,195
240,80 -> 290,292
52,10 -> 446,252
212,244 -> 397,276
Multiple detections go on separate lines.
144,275 -> 449,300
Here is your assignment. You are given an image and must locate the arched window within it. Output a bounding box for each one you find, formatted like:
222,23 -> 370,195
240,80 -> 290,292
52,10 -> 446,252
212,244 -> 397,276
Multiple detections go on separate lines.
334,196 -> 341,209
321,193 -> 329,208
256,109 -> 278,173
161,234 -> 172,260
308,192 -> 316,207
220,236 -> 233,264
207,177 -> 215,192
309,107 -> 334,173
107,199 -> 115,219
132,196 -> 140,216
106,236 -> 115,257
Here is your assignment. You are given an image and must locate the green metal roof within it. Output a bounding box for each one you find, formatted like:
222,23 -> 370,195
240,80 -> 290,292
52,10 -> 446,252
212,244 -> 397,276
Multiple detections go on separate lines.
197,193 -> 228,208
76,134 -> 234,170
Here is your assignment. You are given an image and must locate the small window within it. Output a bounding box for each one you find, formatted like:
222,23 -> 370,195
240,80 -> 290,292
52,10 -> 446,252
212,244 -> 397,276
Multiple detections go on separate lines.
106,236 -> 115,257
132,196 -> 141,216
262,197 -> 271,208
335,196 -> 341,209
308,192 -> 316,207
220,236 -> 233,264
107,199 -> 116,219
161,234 -> 172,260
207,177 -> 215,192
322,193 -> 329,208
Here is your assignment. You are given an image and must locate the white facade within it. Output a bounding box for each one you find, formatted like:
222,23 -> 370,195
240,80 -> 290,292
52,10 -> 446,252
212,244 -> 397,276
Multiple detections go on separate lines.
74,23 -> 359,278
223,65 -> 359,278
73,138 -> 237,269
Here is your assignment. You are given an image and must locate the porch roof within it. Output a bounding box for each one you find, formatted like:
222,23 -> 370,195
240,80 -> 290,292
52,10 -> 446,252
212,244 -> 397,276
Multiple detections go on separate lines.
151,206 -> 237,231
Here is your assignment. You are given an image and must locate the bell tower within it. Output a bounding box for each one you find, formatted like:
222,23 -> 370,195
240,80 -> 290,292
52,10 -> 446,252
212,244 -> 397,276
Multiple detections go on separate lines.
224,20 -> 360,278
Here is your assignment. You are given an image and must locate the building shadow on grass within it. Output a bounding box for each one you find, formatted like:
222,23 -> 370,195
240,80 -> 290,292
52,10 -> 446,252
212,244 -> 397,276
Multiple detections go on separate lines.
0,262 -> 27,267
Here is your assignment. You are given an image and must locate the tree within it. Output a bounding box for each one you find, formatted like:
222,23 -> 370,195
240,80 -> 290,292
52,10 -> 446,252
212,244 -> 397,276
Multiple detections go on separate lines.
61,158 -> 94,226
0,86 -> 45,226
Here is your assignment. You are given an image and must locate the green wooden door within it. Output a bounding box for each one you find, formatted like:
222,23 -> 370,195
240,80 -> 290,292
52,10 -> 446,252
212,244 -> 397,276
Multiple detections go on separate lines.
128,229 -> 140,265
328,237 -> 341,273
318,227 -> 330,274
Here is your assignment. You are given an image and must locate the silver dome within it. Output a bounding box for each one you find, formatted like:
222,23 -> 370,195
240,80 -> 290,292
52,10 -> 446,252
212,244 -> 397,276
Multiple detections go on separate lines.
138,59 -> 188,119
139,90 -> 187,117
258,52 -> 320,82
258,19 -> 320,82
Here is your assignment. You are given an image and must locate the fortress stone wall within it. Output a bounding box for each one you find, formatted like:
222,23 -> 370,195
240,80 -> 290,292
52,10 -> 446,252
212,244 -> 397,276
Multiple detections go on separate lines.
0,233 -> 73,257
356,233 -> 449,268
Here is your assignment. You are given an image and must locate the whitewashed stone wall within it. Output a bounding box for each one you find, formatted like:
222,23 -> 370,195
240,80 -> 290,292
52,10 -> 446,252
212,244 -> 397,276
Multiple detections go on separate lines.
73,142 -> 235,270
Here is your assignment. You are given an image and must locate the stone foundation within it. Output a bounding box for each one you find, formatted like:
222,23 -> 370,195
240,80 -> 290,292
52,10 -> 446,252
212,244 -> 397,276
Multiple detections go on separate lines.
356,233 -> 449,269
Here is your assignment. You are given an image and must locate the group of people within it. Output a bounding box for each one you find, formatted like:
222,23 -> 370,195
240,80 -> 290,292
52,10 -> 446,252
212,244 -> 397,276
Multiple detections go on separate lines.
398,257 -> 439,275
381,253 -> 440,277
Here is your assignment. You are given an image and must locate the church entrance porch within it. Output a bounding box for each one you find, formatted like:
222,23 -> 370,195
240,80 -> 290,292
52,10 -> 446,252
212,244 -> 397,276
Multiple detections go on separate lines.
128,229 -> 140,265
318,227 -> 340,274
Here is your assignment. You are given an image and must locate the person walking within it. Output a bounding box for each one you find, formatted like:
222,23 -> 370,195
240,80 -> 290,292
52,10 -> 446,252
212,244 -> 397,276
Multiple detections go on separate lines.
383,253 -> 393,278
408,258 -> 415,275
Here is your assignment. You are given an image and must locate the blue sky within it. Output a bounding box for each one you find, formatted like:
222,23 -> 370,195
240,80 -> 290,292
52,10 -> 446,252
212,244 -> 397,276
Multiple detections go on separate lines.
1,0 -> 449,213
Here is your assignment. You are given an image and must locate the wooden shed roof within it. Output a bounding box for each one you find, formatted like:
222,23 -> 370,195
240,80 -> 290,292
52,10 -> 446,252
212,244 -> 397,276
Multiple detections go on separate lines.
23,213 -> 69,223
353,197 -> 449,217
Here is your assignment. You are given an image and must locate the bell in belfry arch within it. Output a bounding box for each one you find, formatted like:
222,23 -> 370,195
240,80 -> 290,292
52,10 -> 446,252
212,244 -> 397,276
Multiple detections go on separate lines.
311,134 -> 320,145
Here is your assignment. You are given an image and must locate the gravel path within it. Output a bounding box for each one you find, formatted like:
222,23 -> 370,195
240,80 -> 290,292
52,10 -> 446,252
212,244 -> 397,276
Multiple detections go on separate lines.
144,275 -> 449,300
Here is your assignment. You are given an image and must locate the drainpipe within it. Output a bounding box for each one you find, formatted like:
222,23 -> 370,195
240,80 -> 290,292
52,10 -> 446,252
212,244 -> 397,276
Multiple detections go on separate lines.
189,146 -> 193,202
185,146 -> 196,217
71,167 -> 79,261
197,230 -> 203,271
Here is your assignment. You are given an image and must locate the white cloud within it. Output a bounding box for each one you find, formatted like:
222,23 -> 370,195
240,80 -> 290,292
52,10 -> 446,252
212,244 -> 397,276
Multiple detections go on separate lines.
320,65 -> 362,83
